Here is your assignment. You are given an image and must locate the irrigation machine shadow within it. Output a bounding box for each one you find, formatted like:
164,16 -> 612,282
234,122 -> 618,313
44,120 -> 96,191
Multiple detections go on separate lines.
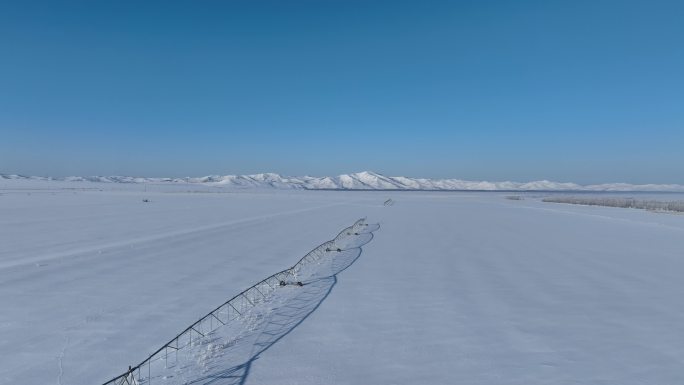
165,225 -> 379,385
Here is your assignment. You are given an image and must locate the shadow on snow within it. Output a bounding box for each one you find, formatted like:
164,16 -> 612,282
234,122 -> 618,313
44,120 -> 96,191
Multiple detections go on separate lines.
166,224 -> 379,385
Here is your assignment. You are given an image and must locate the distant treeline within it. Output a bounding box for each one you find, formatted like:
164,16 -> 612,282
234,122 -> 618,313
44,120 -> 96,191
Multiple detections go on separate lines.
543,197 -> 684,213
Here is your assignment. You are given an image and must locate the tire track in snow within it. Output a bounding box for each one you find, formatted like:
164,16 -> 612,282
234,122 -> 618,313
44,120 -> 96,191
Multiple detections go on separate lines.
57,336 -> 69,385
0,202 -> 344,270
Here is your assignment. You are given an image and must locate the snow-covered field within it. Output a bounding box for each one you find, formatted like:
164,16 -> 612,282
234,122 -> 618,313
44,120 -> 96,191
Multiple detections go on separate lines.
2,181 -> 684,384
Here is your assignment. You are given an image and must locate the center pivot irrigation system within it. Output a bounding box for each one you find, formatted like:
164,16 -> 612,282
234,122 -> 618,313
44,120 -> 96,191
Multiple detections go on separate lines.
102,218 -> 371,385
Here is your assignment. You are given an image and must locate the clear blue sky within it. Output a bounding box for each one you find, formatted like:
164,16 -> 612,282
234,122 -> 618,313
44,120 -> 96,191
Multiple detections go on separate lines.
1,0 -> 683,184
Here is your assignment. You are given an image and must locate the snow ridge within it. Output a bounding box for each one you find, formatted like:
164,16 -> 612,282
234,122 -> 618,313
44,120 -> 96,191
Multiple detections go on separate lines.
2,171 -> 684,192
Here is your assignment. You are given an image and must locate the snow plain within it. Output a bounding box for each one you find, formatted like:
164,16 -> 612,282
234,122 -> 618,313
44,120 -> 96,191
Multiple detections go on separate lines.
2,181 -> 684,385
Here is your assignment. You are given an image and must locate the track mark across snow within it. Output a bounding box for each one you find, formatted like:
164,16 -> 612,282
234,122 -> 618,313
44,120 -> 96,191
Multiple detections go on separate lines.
0,202 -> 344,270
57,336 -> 69,385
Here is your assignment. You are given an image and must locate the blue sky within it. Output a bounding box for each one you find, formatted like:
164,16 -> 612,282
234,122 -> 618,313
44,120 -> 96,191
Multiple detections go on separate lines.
1,0 -> 683,183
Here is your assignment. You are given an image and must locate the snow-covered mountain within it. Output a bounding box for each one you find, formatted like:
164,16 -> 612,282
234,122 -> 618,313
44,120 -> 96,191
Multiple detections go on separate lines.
2,171 -> 684,192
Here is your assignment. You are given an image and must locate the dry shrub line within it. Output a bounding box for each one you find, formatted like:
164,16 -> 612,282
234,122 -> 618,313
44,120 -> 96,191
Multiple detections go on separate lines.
543,196 -> 684,213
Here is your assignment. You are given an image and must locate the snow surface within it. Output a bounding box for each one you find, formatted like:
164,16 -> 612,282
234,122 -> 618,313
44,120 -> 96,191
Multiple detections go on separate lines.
2,181 -> 684,384
3,171 -> 684,192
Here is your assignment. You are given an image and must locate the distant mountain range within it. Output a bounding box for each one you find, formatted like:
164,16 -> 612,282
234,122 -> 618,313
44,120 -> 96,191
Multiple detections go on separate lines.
2,171 -> 684,192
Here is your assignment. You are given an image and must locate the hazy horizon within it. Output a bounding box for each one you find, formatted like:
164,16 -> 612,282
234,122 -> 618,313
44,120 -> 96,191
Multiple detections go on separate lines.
4,170 -> 684,188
